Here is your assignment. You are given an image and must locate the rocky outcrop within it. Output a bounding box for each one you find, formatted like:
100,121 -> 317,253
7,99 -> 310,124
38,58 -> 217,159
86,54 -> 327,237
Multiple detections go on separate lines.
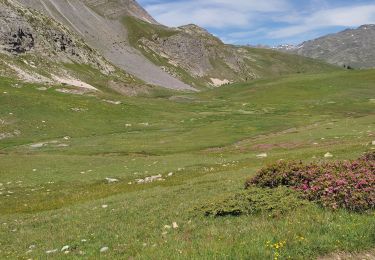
0,4 -> 35,53
0,0 -> 113,73
137,23 -> 257,82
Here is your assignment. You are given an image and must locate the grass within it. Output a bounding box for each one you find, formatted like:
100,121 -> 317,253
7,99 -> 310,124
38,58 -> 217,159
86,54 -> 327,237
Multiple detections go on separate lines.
0,69 -> 374,259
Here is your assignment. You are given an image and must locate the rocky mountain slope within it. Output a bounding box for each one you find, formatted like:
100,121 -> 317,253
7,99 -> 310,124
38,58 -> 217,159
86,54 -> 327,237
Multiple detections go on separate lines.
0,0 -> 155,96
1,0 -> 339,93
12,0 -> 193,91
124,16 -> 337,89
278,25 -> 375,68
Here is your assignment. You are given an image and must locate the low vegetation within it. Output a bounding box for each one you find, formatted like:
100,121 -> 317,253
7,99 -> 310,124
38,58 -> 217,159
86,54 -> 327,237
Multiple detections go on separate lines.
246,151 -> 374,211
199,186 -> 311,217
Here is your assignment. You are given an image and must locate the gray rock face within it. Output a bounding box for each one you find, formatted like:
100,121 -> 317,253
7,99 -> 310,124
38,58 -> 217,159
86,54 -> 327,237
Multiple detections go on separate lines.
0,4 -> 35,53
0,0 -> 112,72
288,25 -> 375,68
139,24 -> 254,80
13,0 -> 194,90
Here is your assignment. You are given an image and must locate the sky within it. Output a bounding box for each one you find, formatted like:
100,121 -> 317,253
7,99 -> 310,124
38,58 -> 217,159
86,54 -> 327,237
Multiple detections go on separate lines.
138,0 -> 375,46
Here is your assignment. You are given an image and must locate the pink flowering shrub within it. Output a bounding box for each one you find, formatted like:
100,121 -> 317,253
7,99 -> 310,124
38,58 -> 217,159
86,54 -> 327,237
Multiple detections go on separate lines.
246,151 -> 375,211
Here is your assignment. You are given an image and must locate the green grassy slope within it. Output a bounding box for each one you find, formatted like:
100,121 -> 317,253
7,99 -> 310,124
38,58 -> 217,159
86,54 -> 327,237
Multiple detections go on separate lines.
0,69 -> 374,259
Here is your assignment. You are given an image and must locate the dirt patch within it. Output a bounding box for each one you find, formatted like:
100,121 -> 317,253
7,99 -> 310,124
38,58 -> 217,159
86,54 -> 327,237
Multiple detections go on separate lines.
318,249 -> 375,260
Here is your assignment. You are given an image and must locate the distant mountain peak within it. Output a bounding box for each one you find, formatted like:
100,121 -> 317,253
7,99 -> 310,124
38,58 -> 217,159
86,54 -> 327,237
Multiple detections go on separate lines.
277,24 -> 375,69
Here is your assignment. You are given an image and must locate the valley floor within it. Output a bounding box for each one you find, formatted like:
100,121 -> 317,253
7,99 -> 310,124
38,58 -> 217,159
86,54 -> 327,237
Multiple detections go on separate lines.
0,70 -> 374,259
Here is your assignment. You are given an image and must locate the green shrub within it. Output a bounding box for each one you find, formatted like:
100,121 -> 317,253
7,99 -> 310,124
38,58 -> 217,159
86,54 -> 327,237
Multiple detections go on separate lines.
199,186 -> 309,217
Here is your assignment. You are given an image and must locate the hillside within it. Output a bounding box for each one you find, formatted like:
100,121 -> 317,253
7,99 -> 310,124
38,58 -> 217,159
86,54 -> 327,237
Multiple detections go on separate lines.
279,25 -> 375,68
11,0 -> 196,90
0,0 -> 338,92
0,69 -> 374,258
0,0 -> 176,96
124,16 -> 339,89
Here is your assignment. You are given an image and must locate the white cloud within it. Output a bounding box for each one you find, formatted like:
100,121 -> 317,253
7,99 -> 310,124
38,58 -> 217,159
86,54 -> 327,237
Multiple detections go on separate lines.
140,0 -> 375,44
144,0 -> 290,29
269,4 -> 375,38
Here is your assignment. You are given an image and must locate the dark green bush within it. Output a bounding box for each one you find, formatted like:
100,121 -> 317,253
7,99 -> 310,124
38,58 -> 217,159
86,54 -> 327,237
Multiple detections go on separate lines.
199,186 -> 309,217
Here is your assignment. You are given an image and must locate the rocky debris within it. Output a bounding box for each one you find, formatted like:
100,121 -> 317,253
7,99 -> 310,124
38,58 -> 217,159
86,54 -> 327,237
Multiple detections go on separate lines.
105,178 -> 119,184
45,249 -> 58,254
100,246 -> 109,253
372,141 -> 375,145
256,153 -> 268,159
164,222 -> 179,230
70,107 -> 88,112
210,78 -> 231,87
56,143 -> 69,147
61,245 -> 70,252
324,152 -> 334,158
102,204 -> 108,209
0,129 -> 21,140
103,99 -> 121,105
30,142 -> 45,148
136,174 -> 164,184
29,140 -> 64,149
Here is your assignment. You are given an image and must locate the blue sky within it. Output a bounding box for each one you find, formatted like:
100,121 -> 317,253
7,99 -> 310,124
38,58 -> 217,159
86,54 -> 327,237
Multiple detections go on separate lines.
138,0 -> 375,46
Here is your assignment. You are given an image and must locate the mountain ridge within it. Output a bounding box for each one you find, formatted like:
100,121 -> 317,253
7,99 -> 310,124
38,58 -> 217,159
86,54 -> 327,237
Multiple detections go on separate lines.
275,24 -> 375,68
0,0 -> 340,93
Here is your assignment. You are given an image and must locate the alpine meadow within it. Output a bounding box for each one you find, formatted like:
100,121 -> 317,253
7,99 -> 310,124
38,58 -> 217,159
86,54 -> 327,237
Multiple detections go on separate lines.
0,0 -> 374,259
